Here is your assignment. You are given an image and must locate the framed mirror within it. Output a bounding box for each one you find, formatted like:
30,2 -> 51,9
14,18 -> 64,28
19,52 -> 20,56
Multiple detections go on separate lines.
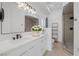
0,2 -> 39,34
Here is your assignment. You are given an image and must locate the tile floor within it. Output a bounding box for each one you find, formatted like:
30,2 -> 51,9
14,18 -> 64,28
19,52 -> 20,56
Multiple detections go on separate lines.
44,42 -> 73,56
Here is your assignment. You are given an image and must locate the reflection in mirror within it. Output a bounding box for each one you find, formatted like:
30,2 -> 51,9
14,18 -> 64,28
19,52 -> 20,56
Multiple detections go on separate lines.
0,2 -> 39,34
2,2 -> 25,34
25,16 -> 39,32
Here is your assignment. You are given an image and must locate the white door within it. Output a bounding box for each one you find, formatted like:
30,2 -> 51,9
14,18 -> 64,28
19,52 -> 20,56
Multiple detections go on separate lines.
74,2 -> 79,55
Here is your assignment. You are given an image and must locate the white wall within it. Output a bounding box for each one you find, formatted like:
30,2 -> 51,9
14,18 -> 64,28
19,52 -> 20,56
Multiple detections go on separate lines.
1,2 -> 25,33
48,9 -> 63,42
74,2 -> 79,56
39,15 -> 46,27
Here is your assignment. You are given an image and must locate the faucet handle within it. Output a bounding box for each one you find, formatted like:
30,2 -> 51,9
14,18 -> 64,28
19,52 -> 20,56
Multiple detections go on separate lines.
16,34 -> 22,39
13,37 -> 15,40
20,36 -> 22,38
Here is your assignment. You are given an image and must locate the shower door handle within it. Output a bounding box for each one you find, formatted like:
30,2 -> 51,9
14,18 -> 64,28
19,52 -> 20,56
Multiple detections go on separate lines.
70,27 -> 73,30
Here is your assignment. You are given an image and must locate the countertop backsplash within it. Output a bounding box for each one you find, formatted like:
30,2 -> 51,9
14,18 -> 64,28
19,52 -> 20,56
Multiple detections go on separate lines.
0,32 -> 33,41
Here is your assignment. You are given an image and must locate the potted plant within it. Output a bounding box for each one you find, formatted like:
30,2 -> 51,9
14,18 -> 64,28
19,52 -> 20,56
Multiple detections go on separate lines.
31,25 -> 44,36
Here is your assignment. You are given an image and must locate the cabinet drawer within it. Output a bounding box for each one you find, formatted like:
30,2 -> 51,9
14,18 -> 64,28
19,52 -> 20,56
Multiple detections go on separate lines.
27,45 -> 41,56
2,41 -> 36,56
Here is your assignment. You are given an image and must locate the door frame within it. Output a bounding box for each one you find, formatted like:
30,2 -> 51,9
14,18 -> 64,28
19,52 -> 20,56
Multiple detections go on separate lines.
62,2 -> 74,55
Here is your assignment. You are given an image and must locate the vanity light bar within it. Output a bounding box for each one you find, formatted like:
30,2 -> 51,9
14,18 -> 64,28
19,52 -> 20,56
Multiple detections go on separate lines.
16,2 -> 36,14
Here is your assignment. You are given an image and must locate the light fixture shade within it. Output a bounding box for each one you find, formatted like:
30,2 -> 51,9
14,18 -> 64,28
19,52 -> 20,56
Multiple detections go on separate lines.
18,3 -> 24,7
16,2 -> 36,14
26,6 -> 29,10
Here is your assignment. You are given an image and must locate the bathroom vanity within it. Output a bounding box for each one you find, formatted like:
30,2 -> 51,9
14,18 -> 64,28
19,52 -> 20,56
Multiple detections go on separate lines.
0,35 -> 47,56
0,2 -> 52,56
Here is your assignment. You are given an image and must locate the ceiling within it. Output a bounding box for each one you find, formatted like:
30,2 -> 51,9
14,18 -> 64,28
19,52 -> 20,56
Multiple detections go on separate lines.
27,2 -> 69,16
63,2 -> 73,14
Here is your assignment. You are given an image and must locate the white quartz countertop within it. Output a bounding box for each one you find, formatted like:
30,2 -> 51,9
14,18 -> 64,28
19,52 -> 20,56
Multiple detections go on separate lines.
0,35 -> 44,55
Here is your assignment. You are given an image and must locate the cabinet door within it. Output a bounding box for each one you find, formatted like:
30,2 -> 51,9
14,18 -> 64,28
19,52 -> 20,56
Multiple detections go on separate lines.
27,40 -> 42,56
40,38 -> 47,55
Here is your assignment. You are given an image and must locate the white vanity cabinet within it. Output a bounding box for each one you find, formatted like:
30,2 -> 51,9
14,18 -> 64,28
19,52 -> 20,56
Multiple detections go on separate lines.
40,37 -> 47,55
22,37 -> 47,56
1,41 -> 35,56
1,36 -> 47,56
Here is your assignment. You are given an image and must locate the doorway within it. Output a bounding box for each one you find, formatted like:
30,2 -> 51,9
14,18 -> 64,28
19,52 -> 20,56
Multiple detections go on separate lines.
63,2 -> 74,55
25,16 -> 39,32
